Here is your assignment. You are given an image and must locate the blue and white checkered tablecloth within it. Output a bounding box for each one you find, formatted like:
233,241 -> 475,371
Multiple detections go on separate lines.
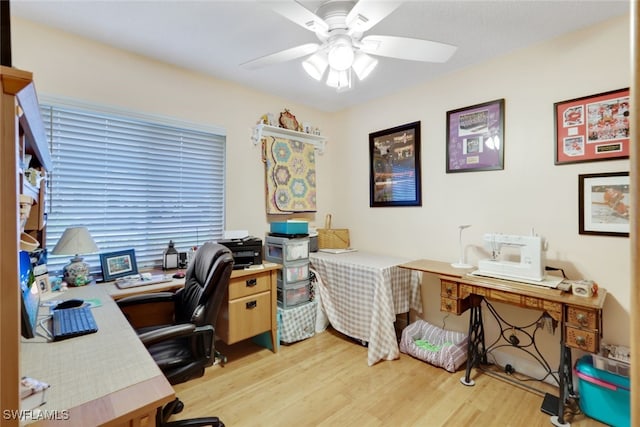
309,251 -> 422,366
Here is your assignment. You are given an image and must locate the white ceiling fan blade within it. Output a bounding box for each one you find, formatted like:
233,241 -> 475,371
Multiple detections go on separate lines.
241,43 -> 320,69
268,1 -> 329,35
346,1 -> 402,34
361,35 -> 457,63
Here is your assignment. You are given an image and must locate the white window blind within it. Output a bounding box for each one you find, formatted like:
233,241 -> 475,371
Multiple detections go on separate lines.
41,102 -> 226,275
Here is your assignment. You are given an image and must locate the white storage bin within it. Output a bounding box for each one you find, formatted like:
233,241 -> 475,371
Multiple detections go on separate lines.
279,301 -> 317,343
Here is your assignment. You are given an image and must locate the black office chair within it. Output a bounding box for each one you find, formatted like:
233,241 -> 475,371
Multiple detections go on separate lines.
117,241 -> 234,427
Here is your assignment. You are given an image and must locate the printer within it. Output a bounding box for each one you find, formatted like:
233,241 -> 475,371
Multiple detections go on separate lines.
217,237 -> 263,270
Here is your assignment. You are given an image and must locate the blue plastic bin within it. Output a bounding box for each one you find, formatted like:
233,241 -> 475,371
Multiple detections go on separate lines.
270,221 -> 308,235
576,355 -> 630,427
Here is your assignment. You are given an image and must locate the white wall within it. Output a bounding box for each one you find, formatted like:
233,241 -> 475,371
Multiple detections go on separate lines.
12,13 -> 631,376
331,14 -> 631,372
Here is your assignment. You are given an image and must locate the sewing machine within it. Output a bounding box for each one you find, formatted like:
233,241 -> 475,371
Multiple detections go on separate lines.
475,233 -> 545,282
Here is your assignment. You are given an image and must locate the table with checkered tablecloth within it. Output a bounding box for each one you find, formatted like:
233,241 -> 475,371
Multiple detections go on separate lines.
309,251 -> 422,366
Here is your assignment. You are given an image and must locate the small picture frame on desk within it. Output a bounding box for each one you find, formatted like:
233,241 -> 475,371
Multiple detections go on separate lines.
100,249 -> 138,281
36,274 -> 51,293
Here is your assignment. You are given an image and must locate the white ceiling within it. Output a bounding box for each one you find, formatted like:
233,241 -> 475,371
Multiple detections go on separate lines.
10,0 -> 630,112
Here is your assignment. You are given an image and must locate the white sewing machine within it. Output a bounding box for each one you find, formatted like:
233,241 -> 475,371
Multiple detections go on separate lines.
475,233 -> 548,283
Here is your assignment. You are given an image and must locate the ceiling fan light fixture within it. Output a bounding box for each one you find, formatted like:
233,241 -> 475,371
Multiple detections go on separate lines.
327,38 -> 355,71
302,52 -> 329,80
352,52 -> 378,80
326,68 -> 351,90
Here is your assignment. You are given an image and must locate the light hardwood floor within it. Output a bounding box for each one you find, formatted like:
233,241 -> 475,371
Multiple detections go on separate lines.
172,328 -> 605,426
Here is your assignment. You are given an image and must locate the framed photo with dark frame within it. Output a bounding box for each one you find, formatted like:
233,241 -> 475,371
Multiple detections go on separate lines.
446,99 -> 505,173
369,121 -> 421,207
100,249 -> 138,281
555,88 -> 630,165
578,171 -> 629,237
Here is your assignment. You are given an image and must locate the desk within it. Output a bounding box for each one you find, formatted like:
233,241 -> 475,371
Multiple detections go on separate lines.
309,251 -> 422,366
400,259 -> 607,425
103,264 -> 281,353
20,285 -> 174,426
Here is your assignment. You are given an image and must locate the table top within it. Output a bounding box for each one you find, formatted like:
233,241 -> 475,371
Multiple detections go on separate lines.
102,262 -> 281,299
310,250 -> 417,270
400,259 -> 607,309
20,285 -> 174,425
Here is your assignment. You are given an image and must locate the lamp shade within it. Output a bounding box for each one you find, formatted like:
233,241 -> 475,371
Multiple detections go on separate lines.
327,37 -> 354,71
51,226 -> 99,255
352,52 -> 378,81
302,52 -> 329,81
326,68 -> 351,89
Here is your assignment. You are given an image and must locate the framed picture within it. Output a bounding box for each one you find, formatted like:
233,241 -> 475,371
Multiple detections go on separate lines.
100,249 -> 138,281
578,172 -> 629,237
555,88 -> 630,165
35,274 -> 51,294
446,99 -> 505,173
369,121 -> 421,207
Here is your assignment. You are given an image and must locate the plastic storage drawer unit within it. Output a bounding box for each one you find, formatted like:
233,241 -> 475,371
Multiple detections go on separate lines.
576,355 -> 630,427
265,235 -> 309,264
277,259 -> 309,284
277,279 -> 311,308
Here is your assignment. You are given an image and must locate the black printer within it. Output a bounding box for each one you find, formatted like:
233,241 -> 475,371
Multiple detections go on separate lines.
217,237 -> 263,270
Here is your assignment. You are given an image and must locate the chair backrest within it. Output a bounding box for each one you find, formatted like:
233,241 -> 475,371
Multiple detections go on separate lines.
174,242 -> 234,326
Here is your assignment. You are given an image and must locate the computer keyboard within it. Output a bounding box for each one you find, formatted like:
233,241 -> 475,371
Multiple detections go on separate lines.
52,306 -> 98,341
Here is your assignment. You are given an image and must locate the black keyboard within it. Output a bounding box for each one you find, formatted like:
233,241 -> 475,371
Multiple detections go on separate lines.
52,306 -> 98,341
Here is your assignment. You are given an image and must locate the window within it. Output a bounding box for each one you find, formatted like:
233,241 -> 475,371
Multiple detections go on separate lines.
41,100 -> 226,275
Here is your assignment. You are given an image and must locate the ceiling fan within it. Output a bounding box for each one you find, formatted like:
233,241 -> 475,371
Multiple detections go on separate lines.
241,0 -> 457,90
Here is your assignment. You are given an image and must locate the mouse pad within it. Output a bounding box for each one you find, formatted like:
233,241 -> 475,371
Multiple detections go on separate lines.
84,298 -> 102,308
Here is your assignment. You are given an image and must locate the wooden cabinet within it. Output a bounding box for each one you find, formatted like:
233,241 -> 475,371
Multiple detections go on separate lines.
216,265 -> 279,351
1,66 -> 52,426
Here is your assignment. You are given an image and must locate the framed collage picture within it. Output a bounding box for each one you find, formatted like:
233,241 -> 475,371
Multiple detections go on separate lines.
369,121 -> 421,207
446,99 -> 505,173
554,88 -> 630,165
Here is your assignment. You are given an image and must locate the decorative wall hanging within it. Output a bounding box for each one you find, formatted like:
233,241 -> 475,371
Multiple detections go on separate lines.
578,171 -> 629,237
554,88 -> 630,165
369,121 -> 421,207
265,136 -> 317,214
446,99 -> 505,173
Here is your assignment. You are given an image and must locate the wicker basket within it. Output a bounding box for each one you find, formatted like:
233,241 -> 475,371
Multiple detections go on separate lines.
317,214 -> 350,249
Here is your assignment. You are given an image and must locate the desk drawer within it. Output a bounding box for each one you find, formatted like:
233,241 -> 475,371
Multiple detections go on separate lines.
228,272 -> 271,299
219,290 -> 271,344
441,280 -> 460,298
565,325 -> 598,353
566,306 -> 598,329
440,296 -> 469,315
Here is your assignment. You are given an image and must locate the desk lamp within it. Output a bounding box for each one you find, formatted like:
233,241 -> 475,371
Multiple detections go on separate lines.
451,224 -> 473,269
51,226 -> 99,286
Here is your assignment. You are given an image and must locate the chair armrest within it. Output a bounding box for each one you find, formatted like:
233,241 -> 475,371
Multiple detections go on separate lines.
139,323 -> 197,347
116,292 -> 175,308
